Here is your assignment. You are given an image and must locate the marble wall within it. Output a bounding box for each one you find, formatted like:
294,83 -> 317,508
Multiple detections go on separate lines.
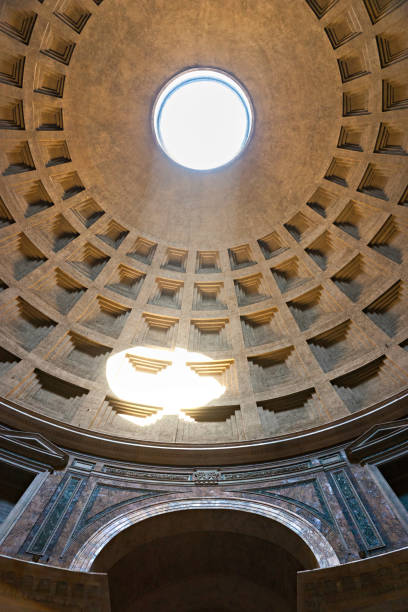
0,426 -> 407,610
0,442 -> 407,569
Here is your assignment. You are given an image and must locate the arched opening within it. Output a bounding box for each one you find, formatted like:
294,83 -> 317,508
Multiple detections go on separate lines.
89,506 -> 332,612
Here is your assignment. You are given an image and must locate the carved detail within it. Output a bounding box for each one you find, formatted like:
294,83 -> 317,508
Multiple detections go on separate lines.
193,470 -> 220,485
0,429 -> 68,468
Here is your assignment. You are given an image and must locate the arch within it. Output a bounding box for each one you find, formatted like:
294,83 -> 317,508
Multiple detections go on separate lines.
69,496 -> 340,571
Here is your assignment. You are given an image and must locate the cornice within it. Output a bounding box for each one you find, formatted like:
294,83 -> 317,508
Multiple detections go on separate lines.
0,390 -> 407,466
0,429 -> 68,469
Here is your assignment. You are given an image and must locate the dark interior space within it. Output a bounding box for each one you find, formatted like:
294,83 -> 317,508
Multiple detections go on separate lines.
380,455 -> 408,512
0,461 -> 34,525
107,530 -> 303,611
91,508 -> 316,612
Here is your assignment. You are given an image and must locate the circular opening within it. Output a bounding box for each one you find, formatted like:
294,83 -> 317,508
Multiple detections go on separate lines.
153,68 -> 253,171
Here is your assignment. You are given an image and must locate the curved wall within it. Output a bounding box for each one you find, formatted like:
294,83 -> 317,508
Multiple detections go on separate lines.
90,509 -> 317,612
74,502 -> 338,572
0,419 -> 407,610
0,1 -> 407,449
1,428 -> 407,569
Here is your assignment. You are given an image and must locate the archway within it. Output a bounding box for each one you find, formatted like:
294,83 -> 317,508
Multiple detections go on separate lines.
70,497 -> 339,611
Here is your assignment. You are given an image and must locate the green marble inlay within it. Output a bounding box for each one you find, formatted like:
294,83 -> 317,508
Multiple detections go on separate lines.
28,476 -> 80,555
332,469 -> 383,550
247,478 -> 333,525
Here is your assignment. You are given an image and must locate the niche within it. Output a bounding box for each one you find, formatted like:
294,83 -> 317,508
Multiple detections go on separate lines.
379,455 -> 408,514
0,461 -> 34,527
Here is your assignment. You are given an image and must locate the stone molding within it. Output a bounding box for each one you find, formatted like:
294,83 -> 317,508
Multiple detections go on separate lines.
345,418 -> 408,464
0,391 -> 407,466
192,470 -> 221,485
69,497 -> 340,572
0,429 -> 68,470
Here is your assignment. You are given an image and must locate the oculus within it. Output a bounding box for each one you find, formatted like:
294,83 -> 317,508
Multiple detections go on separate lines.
153,68 -> 253,171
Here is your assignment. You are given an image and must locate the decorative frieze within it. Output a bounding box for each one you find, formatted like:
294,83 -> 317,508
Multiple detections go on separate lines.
192,470 -> 220,485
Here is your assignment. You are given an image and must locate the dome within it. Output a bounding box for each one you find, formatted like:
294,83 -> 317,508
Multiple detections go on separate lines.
1,4 -> 408,611
0,0 -> 407,463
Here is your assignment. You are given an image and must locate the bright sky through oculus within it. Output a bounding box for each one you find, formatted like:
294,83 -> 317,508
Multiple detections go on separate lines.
154,69 -> 253,171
